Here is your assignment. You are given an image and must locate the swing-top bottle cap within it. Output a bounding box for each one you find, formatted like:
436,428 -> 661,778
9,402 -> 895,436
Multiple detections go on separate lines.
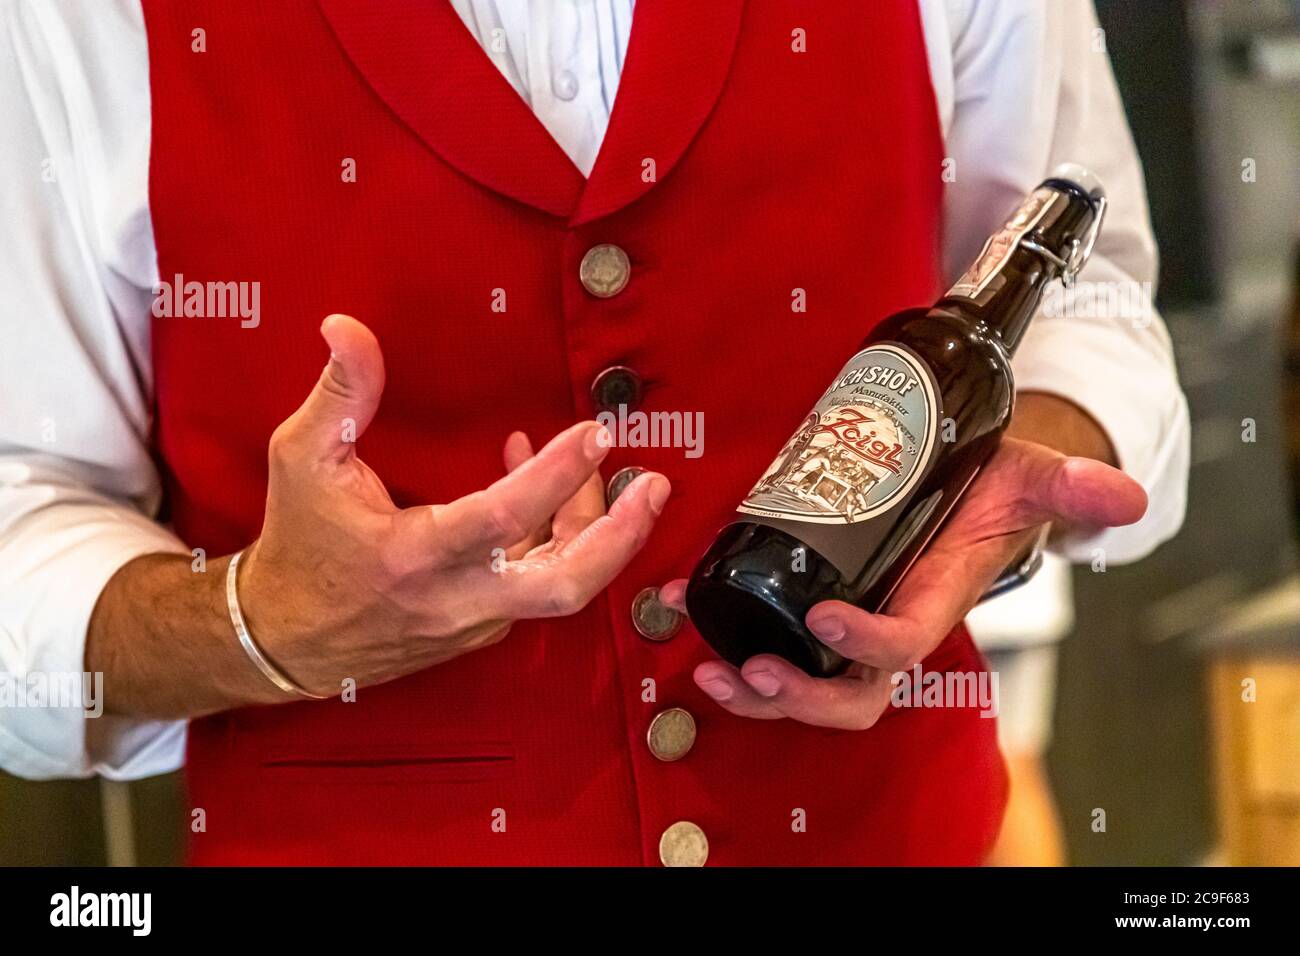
1045,162 -> 1106,206
1034,163 -> 1108,286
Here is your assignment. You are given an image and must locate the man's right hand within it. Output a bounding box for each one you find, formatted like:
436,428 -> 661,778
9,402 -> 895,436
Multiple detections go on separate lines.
86,315 -> 669,716
242,313 -> 670,696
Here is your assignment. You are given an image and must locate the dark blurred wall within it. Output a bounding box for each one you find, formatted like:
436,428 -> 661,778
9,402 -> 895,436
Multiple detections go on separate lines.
1096,0 -> 1218,308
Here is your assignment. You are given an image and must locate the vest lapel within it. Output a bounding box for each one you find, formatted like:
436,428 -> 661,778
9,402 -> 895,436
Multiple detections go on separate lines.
571,0 -> 746,227
316,0 -> 585,217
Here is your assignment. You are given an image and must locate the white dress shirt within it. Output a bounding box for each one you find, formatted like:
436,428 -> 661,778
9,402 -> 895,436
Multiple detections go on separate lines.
0,0 -> 1190,781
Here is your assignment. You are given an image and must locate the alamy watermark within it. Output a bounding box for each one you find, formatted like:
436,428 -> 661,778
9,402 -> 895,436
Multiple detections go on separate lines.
152,272 -> 260,328
890,663 -> 998,719
596,404 -> 704,458
1042,279 -> 1154,326
0,670 -> 103,717
50,886 -> 151,936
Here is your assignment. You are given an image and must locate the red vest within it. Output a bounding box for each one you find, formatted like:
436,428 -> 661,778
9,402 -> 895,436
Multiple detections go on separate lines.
142,0 -> 1006,865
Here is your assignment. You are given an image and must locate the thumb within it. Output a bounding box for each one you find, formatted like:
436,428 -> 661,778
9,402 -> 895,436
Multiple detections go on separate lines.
282,314 -> 386,463
1034,455 -> 1149,531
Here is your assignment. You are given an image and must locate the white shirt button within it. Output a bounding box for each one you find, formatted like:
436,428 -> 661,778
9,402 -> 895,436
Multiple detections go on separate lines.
553,70 -> 579,101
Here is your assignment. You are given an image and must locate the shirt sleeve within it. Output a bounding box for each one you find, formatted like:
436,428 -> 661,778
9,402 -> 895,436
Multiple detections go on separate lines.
936,0 -> 1191,564
0,0 -> 187,780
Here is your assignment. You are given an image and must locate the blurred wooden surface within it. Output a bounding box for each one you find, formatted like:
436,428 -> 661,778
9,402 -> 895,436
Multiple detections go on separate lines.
1210,655 -> 1300,865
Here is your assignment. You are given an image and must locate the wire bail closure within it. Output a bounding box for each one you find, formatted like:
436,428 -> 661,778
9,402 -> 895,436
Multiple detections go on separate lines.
1021,195 -> 1108,289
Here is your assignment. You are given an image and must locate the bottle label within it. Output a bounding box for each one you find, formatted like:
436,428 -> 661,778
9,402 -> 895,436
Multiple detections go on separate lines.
738,343 -> 940,525
946,187 -> 1058,299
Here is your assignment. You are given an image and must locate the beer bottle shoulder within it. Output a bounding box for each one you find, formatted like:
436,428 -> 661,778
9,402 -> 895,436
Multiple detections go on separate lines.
868,305 -> 1015,384
868,305 -> 1015,441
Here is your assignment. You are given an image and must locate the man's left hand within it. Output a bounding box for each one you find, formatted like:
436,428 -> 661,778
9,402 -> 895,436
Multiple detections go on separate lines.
659,429 -> 1147,730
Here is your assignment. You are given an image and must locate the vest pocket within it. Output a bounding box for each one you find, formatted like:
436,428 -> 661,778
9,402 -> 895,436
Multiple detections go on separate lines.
258,743 -> 515,785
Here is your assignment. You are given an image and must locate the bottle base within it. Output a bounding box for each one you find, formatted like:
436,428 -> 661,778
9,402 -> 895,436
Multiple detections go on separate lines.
685,528 -> 849,679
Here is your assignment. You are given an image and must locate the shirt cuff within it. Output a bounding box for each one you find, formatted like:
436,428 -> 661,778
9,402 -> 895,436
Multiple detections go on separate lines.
1012,317 -> 1190,565
0,506 -> 189,780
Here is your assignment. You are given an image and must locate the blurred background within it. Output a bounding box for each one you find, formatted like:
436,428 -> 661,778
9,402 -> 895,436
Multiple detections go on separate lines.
2,0 -> 1299,866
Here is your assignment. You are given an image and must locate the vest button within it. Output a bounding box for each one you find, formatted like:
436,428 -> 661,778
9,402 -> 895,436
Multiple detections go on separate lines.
647,707 -> 696,761
606,466 -> 646,506
580,243 -> 631,298
631,586 -> 682,642
659,821 -> 709,867
590,366 -> 642,414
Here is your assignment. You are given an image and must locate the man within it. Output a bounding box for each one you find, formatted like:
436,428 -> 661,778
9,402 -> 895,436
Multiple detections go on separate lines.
0,0 -> 1187,864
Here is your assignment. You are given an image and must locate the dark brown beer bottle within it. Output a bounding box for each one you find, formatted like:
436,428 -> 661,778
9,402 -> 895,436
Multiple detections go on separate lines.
686,165 -> 1107,677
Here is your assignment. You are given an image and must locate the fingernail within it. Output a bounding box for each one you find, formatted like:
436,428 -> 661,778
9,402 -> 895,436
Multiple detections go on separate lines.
646,476 -> 671,515
320,313 -> 345,342
744,669 -> 782,698
698,679 -> 733,702
584,424 -> 612,461
808,616 -> 845,643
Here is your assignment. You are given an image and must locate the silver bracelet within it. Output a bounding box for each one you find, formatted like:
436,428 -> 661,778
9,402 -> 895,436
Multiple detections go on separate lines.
226,549 -> 328,700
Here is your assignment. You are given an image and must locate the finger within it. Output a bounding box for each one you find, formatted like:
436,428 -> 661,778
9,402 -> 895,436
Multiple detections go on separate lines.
1042,455 -> 1148,528
276,314 -> 386,464
552,468 -> 606,544
505,429 -> 605,547
801,443 -> 1151,677
997,440 -> 1147,531
805,514 -> 1041,671
502,432 -> 549,559
502,471 -> 669,617
659,578 -> 688,613
502,430 -> 534,473
400,420 -> 611,561
736,655 -> 894,730
805,598 -> 946,673
806,448 -> 1147,672
693,660 -> 785,720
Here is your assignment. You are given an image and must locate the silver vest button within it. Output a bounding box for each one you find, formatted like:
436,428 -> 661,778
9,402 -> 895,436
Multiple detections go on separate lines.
659,821 -> 708,867
580,243 -> 631,298
647,707 -> 697,761
632,586 -> 683,642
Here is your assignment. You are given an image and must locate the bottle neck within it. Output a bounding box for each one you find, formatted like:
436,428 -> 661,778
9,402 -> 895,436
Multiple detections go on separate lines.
938,182 -> 1102,354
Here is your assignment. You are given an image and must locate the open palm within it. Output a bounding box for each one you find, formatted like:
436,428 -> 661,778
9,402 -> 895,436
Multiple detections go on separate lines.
661,436 -> 1148,729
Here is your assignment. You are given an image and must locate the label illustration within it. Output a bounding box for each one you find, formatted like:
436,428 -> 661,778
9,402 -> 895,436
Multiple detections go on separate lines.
947,187 -> 1058,299
738,343 -> 939,525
